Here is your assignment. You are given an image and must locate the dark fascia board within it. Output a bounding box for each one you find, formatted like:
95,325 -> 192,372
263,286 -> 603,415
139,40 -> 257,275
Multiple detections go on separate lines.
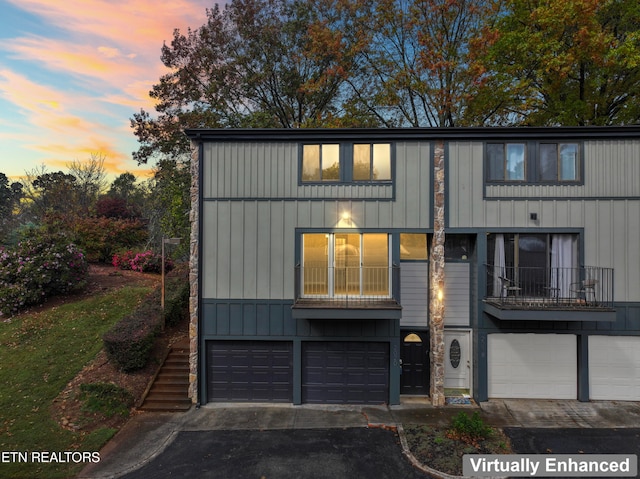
483,302 -> 616,322
185,126 -> 640,142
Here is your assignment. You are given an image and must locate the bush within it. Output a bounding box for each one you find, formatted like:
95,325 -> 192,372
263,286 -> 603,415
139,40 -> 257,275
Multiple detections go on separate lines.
112,250 -> 173,274
73,217 -> 148,263
103,295 -> 161,372
0,233 -> 88,316
447,411 -> 493,447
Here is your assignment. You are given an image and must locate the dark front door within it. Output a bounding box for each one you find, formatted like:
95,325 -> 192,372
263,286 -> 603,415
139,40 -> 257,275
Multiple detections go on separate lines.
400,331 -> 429,395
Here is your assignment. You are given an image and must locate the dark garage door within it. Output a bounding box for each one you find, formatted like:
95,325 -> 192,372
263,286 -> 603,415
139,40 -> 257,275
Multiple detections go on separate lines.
207,341 -> 293,402
302,341 -> 389,404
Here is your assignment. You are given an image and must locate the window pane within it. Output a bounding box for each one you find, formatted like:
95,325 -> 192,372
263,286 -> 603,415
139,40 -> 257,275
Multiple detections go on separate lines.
486,144 -> 505,180
334,234 -> 360,295
539,144 -> 558,181
353,144 -> 371,180
400,233 -> 427,260
362,234 -> 389,296
321,144 -> 340,180
559,143 -> 578,180
373,144 -> 391,180
506,143 -> 525,180
302,234 -> 328,295
302,145 -> 320,181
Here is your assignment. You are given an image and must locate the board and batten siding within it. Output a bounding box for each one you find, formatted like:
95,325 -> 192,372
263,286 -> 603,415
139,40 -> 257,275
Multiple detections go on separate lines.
202,141 -> 430,207
444,263 -> 470,326
448,140 -> 640,302
400,262 -> 429,329
200,141 -> 432,300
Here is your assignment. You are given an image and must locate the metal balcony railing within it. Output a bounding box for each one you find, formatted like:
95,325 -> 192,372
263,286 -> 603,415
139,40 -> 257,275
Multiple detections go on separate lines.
294,264 -> 400,307
485,264 -> 614,309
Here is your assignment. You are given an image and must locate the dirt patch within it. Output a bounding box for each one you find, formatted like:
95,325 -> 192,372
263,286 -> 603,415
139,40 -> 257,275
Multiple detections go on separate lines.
404,424 -> 512,476
49,264 -> 188,433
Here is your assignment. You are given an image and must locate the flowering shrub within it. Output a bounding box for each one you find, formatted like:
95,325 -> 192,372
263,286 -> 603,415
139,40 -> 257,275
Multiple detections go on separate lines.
0,233 -> 88,316
112,250 -> 173,274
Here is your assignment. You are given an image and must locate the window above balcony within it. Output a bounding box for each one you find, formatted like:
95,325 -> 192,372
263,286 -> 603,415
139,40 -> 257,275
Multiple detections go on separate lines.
483,233 -> 615,321
293,232 -> 401,319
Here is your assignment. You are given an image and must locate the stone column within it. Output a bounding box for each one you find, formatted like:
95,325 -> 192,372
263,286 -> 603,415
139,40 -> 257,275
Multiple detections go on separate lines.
188,141 -> 199,404
429,139 -> 446,406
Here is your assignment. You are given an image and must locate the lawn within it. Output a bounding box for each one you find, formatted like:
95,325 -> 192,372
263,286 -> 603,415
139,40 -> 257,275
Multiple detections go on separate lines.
0,286 -> 153,479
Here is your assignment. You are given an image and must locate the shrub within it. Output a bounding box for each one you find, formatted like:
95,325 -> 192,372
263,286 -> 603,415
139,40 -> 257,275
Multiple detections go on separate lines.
0,233 -> 88,316
446,411 -> 492,447
103,295 -> 161,372
73,217 -> 148,263
112,250 -> 173,274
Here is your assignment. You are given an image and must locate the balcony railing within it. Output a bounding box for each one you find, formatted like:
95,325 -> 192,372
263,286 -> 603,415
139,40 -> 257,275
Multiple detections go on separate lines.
294,264 -> 400,308
485,264 -> 614,310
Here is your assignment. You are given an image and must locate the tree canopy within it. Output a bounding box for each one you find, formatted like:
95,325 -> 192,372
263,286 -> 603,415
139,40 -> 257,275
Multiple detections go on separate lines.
131,0 -> 640,162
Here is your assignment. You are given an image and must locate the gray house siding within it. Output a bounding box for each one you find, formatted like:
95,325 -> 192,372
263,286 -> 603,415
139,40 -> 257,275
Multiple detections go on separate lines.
190,127 -> 640,406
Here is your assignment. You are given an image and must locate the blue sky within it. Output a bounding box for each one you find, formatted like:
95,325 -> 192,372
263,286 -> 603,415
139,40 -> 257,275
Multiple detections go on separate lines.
0,0 -> 210,184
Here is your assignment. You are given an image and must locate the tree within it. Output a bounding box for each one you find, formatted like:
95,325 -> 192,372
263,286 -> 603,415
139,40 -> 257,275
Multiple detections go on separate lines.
131,0 -> 362,164
308,0 -> 502,127
26,169 -> 79,220
67,153 -> 108,216
483,0 -> 640,125
144,159 -> 191,256
0,173 -> 23,242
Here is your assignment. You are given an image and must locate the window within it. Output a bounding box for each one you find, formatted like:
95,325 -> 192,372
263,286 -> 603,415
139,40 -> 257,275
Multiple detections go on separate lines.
300,142 -> 393,183
353,144 -> 392,181
400,233 -> 428,260
488,233 -> 578,298
302,233 -> 390,297
486,143 -> 526,181
486,141 -> 581,183
539,143 -> 579,181
302,144 -> 340,181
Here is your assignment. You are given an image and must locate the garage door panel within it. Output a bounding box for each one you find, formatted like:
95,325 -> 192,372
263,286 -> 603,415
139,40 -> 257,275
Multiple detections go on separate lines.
302,341 -> 389,404
488,334 -> 576,399
590,336 -> 640,401
207,341 -> 293,402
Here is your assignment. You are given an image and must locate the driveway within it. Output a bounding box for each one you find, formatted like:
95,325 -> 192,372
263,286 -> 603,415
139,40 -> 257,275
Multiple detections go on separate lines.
120,428 -> 431,479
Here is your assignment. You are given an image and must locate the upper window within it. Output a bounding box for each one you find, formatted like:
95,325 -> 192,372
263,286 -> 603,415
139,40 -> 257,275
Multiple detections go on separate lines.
353,144 -> 392,181
301,142 -> 393,183
486,141 -> 581,184
302,144 -> 340,182
487,143 -> 526,181
539,143 -> 579,181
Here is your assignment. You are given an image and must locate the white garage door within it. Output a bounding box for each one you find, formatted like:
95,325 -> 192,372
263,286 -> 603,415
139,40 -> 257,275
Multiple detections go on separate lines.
590,336 -> 640,401
488,334 -> 577,399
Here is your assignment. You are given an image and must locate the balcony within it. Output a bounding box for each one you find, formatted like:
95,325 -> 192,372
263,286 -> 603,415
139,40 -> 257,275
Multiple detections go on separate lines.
292,265 -> 401,319
484,264 -> 615,322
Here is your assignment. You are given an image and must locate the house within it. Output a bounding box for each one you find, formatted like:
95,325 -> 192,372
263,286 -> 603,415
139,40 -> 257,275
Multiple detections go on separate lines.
185,126 -> 640,406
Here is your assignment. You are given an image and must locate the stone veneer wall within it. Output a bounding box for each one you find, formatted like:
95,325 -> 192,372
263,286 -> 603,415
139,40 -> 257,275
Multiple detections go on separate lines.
429,139 -> 445,406
188,141 -> 199,403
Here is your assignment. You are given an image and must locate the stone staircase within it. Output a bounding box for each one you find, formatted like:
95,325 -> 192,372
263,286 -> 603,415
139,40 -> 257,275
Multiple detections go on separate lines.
140,339 -> 191,412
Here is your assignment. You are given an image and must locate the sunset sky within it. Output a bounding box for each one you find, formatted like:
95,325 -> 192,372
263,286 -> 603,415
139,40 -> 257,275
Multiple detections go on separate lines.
0,0 -> 210,183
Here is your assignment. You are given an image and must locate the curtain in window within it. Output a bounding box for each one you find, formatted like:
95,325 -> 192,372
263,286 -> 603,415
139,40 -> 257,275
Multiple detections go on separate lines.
551,234 -> 575,298
493,234 -> 505,296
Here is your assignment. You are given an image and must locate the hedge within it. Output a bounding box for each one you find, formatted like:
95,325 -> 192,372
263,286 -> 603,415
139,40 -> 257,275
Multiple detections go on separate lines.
103,264 -> 190,372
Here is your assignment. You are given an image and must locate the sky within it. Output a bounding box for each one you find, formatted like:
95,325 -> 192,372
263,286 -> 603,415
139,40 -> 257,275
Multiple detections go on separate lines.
0,0 -> 211,184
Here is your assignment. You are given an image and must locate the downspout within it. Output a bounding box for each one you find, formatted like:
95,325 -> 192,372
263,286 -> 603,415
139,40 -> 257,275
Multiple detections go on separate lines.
429,139 -> 446,406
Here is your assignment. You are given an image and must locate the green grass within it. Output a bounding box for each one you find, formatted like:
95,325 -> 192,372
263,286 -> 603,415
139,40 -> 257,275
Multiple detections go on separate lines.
0,286 -> 153,479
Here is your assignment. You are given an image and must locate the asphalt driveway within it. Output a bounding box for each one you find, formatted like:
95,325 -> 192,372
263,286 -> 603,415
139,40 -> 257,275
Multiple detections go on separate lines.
120,428 -> 432,479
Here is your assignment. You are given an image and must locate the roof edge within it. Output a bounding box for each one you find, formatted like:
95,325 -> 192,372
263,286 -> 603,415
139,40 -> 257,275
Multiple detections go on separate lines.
184,126 -> 640,142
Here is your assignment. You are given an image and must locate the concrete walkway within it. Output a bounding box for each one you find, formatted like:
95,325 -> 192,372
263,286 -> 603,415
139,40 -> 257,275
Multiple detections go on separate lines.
78,399 -> 640,479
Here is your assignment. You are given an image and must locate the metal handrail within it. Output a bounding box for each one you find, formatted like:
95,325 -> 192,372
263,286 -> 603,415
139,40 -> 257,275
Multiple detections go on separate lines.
484,264 -> 614,309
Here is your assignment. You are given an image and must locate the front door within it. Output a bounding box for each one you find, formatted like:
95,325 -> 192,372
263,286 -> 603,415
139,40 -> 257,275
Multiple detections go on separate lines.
400,331 -> 429,395
444,330 -> 471,390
